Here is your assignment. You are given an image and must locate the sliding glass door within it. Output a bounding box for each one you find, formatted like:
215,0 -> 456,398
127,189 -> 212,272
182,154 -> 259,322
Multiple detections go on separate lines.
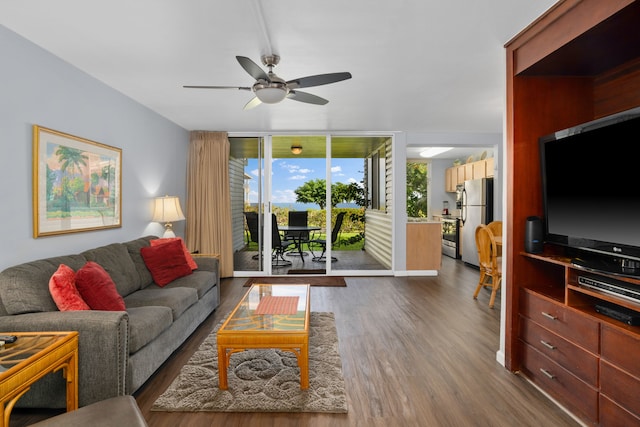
229,134 -> 393,276
229,135 -> 328,275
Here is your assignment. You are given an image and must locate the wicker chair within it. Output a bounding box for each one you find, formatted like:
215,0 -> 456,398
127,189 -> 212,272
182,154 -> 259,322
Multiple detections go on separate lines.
473,224 -> 502,308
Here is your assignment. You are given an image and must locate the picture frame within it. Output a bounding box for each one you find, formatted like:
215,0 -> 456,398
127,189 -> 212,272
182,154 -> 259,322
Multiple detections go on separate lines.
32,125 -> 122,237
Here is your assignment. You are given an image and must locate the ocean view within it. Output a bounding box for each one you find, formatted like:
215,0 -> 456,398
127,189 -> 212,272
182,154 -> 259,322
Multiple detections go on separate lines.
250,202 -> 359,211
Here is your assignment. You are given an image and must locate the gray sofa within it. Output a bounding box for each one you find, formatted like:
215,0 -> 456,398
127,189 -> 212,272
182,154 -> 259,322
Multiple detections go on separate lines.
0,236 -> 220,408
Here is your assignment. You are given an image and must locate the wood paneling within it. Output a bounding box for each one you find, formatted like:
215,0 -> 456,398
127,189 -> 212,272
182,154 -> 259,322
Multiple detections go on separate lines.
406,222 -> 441,270
511,0 -> 637,76
505,2 -> 640,423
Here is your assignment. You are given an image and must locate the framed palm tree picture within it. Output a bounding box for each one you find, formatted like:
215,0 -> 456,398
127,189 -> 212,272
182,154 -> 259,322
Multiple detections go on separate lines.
32,125 -> 122,237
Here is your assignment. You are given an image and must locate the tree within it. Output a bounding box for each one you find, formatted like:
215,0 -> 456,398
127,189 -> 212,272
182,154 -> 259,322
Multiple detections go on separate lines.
295,179 -> 365,208
294,179 -> 328,208
406,162 -> 428,217
333,182 -> 366,207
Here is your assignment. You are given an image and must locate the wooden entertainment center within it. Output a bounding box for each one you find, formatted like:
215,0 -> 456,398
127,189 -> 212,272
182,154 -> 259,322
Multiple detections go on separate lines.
505,1 -> 640,425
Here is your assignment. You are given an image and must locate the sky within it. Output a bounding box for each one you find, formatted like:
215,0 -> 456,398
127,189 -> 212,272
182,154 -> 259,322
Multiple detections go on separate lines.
246,157 -> 364,205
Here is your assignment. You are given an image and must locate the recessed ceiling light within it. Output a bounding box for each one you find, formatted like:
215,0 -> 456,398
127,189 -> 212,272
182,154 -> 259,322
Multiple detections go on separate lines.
419,147 -> 453,158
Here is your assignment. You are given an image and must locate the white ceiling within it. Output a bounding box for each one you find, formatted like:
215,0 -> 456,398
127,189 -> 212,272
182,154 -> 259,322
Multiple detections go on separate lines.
0,0 -> 556,152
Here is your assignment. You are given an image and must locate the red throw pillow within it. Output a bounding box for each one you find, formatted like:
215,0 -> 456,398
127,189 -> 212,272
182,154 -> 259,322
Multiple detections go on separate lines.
150,237 -> 198,270
76,261 -> 126,311
140,239 -> 193,286
49,264 -> 90,311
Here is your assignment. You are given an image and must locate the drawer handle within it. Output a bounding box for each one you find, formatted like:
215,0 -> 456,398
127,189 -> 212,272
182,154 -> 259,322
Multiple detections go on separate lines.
540,368 -> 556,380
541,311 -> 557,320
540,340 -> 556,350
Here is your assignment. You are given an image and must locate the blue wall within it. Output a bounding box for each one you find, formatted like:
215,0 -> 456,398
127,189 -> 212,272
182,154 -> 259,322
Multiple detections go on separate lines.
0,25 -> 189,270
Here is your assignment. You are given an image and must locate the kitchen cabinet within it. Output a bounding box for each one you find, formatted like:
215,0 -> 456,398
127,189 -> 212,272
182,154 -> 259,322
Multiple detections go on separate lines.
445,158 -> 494,192
464,163 -> 474,181
484,157 -> 494,177
445,167 -> 456,192
456,165 -> 466,185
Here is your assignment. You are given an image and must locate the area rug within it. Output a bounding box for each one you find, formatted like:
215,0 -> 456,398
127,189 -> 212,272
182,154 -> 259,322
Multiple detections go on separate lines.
151,312 -> 348,413
243,276 -> 346,287
288,269 -> 326,275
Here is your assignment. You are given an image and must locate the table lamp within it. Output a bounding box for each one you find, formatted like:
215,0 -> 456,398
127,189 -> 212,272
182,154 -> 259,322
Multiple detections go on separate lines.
152,195 -> 185,238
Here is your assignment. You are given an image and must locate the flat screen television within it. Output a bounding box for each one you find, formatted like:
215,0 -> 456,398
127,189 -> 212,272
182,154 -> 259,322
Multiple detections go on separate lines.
539,106 -> 640,278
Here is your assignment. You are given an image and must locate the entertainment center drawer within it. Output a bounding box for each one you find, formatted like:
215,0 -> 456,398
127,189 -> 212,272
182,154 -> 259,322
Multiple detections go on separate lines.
520,342 -> 598,423
601,324 -> 640,378
600,394 -> 640,427
519,316 -> 598,385
520,290 -> 599,353
600,360 -> 640,420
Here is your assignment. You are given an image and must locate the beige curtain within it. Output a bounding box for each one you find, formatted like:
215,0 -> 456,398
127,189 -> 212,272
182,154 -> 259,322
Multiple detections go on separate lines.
185,131 -> 233,278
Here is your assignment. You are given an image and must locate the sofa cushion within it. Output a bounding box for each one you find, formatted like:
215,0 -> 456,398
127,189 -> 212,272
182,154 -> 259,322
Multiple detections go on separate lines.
76,262 -> 126,311
123,287 -> 198,320
0,255 -> 87,315
140,240 -> 192,286
123,236 -> 156,289
163,270 -> 216,299
126,306 -> 173,354
49,264 -> 90,311
150,237 -> 197,270
82,244 -> 141,297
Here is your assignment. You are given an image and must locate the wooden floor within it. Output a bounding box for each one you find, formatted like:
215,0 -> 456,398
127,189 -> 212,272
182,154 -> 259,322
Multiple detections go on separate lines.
10,256 -> 581,427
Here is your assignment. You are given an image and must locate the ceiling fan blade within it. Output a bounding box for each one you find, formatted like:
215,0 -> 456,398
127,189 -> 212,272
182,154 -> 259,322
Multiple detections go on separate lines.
183,85 -> 251,91
287,90 -> 329,105
236,56 -> 269,81
286,72 -> 352,89
243,96 -> 262,110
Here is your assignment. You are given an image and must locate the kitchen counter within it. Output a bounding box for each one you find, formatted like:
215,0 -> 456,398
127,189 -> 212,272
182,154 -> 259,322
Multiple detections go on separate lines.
407,217 -> 441,223
430,215 -> 460,222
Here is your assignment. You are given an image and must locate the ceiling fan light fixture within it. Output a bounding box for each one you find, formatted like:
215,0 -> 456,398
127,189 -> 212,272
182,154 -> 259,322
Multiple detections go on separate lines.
255,85 -> 288,104
291,144 -> 303,155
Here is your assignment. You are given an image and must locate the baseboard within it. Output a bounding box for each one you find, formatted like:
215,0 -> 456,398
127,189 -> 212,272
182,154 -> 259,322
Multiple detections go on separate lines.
395,270 -> 439,277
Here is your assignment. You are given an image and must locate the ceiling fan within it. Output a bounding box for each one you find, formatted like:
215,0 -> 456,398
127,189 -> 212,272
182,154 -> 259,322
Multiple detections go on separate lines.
183,55 -> 352,110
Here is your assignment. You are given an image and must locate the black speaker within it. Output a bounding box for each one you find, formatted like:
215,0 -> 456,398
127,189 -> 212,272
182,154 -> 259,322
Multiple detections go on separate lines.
525,216 -> 544,253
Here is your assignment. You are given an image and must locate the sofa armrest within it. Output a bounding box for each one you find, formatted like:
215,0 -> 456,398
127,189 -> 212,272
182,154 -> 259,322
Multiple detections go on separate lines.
0,310 -> 129,407
192,254 -> 219,280
191,253 -> 219,269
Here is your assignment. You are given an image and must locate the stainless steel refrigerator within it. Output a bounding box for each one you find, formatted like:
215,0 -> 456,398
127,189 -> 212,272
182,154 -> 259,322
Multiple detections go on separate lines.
461,177 -> 494,267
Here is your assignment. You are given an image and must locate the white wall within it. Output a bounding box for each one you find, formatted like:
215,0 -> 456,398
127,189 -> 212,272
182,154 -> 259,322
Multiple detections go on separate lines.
428,159 -> 458,218
0,25 -> 189,270
405,132 -> 503,221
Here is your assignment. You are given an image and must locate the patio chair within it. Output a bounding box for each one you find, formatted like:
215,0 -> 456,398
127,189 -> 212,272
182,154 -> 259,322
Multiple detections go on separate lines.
271,214 -> 296,267
309,211 -> 346,262
244,212 -> 261,260
285,211 -> 310,257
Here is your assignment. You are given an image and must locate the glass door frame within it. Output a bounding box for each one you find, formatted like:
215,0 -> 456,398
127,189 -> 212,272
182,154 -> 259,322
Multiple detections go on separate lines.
231,131 -> 395,277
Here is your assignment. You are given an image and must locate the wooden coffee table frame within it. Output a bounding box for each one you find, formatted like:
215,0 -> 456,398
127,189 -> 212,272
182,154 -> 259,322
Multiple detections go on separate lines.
217,284 -> 310,390
0,331 -> 79,427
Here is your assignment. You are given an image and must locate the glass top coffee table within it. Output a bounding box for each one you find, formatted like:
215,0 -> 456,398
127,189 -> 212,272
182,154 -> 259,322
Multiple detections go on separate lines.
216,283 -> 310,389
0,332 -> 79,427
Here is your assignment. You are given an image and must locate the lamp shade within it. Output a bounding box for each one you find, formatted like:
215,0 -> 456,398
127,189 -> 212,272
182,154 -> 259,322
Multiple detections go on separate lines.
152,196 -> 185,223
